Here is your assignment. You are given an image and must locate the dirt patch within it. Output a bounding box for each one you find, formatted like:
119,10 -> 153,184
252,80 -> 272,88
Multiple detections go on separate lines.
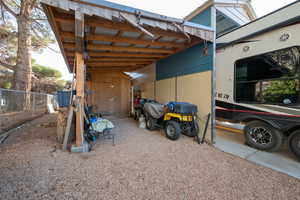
0,114 -> 300,200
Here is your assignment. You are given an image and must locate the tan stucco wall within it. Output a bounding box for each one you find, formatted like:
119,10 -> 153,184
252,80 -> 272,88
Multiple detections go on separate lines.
177,71 -> 211,118
155,78 -> 176,104
140,82 -> 155,99
155,71 -> 212,142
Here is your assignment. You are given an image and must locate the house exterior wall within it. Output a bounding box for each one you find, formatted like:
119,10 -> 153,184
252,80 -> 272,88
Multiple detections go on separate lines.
156,44 -> 213,80
155,78 -> 176,104
189,7 -> 212,27
177,71 -> 212,118
154,6 -> 214,141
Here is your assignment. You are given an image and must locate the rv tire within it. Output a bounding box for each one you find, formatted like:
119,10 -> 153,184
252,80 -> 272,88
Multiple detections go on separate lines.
288,130 -> 300,160
244,121 -> 283,152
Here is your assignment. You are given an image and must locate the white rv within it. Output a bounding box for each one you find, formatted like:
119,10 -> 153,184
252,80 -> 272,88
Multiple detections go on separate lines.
216,1 -> 300,159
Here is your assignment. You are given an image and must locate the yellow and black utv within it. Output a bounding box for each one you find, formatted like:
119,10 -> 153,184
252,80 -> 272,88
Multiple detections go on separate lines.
143,102 -> 199,140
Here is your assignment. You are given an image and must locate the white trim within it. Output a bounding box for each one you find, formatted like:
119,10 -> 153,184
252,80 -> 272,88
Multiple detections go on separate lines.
184,0 -> 256,22
211,5 -> 217,143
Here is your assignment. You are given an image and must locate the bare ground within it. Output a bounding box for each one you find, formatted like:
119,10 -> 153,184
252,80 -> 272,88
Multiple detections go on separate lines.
0,114 -> 300,200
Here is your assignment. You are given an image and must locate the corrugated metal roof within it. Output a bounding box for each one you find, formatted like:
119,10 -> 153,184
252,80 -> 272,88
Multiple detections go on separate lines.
41,0 -> 215,72
41,0 -> 214,41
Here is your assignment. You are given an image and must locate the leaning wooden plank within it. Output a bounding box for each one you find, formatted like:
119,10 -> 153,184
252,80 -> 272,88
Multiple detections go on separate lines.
63,106 -> 74,151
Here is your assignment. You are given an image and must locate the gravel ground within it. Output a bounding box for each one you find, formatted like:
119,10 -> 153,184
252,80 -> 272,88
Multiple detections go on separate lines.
0,114 -> 300,200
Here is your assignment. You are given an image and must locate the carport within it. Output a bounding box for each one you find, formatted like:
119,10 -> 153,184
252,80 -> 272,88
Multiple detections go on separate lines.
41,0 -> 214,147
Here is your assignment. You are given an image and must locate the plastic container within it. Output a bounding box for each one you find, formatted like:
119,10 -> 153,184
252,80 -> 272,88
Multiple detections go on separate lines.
167,101 -> 198,114
57,91 -> 72,107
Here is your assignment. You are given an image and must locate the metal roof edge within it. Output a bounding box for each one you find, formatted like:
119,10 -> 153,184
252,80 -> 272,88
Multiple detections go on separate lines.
184,0 -> 257,21
75,0 -> 213,31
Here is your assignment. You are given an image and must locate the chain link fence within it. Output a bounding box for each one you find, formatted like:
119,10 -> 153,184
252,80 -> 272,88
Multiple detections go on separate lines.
0,88 -> 57,134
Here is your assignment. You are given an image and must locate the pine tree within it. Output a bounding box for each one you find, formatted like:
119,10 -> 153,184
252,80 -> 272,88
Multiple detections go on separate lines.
0,0 -> 54,91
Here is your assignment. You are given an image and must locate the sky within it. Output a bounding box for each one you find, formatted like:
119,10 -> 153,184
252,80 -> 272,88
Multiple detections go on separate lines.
32,0 -> 296,80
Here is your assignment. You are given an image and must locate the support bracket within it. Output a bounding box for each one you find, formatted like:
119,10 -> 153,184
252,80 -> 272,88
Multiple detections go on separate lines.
173,22 -> 191,42
120,13 -> 155,39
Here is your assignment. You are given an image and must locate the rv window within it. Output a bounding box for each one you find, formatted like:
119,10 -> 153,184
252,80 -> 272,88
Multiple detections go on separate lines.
235,46 -> 300,105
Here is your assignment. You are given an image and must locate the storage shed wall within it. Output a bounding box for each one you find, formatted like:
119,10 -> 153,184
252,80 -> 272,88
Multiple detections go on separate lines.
132,63 -> 156,99
88,71 -> 131,116
156,44 -> 213,80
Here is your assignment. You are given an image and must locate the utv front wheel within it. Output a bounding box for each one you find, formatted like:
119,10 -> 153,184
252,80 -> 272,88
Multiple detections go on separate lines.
244,121 -> 283,152
165,121 -> 181,140
146,117 -> 156,131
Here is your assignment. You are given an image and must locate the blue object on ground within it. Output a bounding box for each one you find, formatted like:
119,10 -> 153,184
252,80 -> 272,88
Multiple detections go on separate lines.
57,91 -> 72,107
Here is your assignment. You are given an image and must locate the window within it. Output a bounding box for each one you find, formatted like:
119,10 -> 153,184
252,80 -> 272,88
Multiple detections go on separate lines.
235,46 -> 300,105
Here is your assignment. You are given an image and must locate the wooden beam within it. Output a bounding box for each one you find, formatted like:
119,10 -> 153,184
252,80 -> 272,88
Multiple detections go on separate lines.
76,52 -> 165,58
87,62 -> 152,67
61,31 -> 75,40
75,52 -> 85,147
61,32 -> 182,48
87,66 -> 138,72
75,10 -> 84,52
87,44 -> 175,54
86,34 -> 182,48
85,58 -> 156,62
53,12 -> 186,39
87,66 -> 139,70
64,43 -> 174,54
61,31 -> 183,48
111,30 -> 123,46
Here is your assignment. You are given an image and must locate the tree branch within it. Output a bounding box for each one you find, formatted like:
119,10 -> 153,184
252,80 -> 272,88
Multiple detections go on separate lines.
0,60 -> 15,71
0,0 -> 18,18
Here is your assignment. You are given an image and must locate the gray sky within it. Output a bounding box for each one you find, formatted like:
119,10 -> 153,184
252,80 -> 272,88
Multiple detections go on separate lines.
32,0 -> 296,80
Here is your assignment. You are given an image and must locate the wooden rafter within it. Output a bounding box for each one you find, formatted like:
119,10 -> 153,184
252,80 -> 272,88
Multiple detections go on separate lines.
66,51 -> 166,58
87,62 -> 151,67
145,36 -> 162,48
87,44 -> 175,54
111,30 -> 123,46
63,43 -> 175,54
84,58 -> 156,62
87,66 -> 138,72
87,34 -> 182,48
129,33 -> 145,47
53,12 -> 186,39
60,32 -> 183,48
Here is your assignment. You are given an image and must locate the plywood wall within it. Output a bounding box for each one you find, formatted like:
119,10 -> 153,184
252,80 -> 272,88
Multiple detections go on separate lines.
87,71 -> 131,116
132,63 -> 156,99
140,82 -> 155,99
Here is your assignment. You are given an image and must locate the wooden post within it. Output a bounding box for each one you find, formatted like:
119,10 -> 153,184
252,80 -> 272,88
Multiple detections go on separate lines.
75,10 -> 85,147
75,52 -> 85,147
